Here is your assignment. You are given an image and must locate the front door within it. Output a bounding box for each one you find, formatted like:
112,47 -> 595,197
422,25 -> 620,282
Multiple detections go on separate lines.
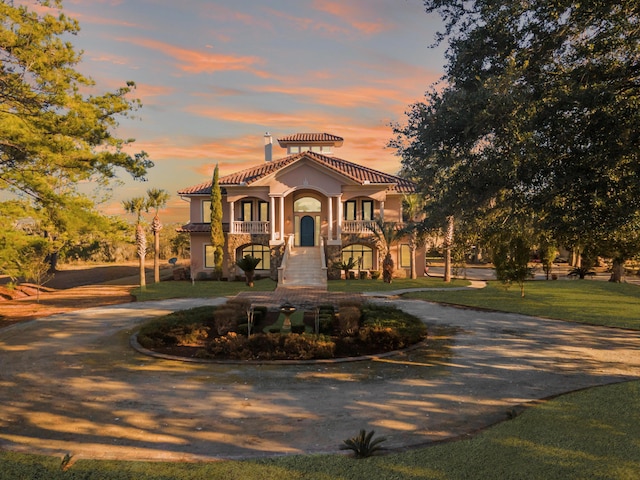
300,215 -> 315,246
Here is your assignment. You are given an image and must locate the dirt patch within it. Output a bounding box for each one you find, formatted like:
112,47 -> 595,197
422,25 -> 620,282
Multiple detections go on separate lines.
0,264 -> 140,328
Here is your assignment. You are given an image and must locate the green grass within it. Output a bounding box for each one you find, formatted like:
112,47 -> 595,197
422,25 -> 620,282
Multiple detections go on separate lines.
132,278 -> 276,301
328,276 -> 470,292
1,380 -> 638,479
404,280 -> 640,329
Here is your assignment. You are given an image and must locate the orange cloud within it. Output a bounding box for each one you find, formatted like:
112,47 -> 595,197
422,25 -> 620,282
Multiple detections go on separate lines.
310,1 -> 391,35
134,83 -> 175,100
124,37 -> 266,75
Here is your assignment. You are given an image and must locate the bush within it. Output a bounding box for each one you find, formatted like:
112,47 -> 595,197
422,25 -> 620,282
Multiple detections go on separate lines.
338,306 -> 361,335
370,270 -> 381,280
137,306 -> 214,348
318,316 -> 334,335
212,306 -> 243,335
207,332 -> 249,357
359,326 -> 403,351
291,325 -> 306,334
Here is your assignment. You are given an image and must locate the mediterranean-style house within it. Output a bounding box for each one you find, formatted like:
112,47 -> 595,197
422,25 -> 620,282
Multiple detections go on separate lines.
177,133 -> 426,286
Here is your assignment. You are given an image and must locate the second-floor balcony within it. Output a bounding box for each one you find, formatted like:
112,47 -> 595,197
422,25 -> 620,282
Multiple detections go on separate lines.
231,221 -> 270,234
342,220 -> 377,234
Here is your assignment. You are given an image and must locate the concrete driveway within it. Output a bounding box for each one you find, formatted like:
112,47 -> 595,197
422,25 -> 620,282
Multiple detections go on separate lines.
0,297 -> 638,461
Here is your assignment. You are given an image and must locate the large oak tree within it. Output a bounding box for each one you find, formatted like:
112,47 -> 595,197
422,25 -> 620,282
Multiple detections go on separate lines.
394,0 -> 640,281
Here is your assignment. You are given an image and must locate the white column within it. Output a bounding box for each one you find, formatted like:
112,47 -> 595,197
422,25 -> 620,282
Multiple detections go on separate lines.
279,195 -> 285,242
328,196 -> 334,241
337,194 -> 343,237
270,196 -> 276,241
229,201 -> 235,233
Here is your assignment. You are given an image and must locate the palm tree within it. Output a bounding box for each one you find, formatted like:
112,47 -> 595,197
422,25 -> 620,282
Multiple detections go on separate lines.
235,254 -> 261,287
402,194 -> 426,279
146,188 -> 170,283
123,196 -> 148,290
369,216 -> 400,283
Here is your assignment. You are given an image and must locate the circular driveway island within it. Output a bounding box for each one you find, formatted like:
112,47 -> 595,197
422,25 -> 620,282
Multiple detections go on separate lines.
0,297 -> 638,461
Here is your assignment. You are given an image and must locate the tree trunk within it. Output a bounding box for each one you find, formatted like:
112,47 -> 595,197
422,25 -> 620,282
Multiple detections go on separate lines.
136,223 -> 147,290
443,216 -> 454,283
609,259 -> 625,283
151,215 -> 162,284
409,236 -> 417,279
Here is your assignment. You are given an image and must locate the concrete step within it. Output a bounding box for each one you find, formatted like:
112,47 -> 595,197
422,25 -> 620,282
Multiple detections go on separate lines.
282,246 -> 326,287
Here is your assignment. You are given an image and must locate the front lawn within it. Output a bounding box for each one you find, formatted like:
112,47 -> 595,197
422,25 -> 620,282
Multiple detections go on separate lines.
328,276 -> 470,292
132,277 -> 276,301
404,280 -> 640,329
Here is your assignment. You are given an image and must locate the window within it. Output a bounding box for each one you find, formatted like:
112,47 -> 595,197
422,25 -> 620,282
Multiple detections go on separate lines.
289,146 -> 300,154
344,200 -> 356,220
241,201 -> 253,221
294,197 -> 321,212
240,244 -> 270,270
202,200 -> 211,223
362,200 -> 373,221
341,244 -> 373,270
205,245 -> 215,268
259,201 -> 269,221
400,244 -> 411,268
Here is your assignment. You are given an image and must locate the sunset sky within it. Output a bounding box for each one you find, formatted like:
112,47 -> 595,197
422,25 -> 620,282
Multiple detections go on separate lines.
51,0 -> 446,223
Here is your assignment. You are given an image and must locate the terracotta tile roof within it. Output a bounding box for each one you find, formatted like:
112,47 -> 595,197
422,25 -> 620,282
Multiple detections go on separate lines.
277,133 -> 344,146
178,152 -> 415,195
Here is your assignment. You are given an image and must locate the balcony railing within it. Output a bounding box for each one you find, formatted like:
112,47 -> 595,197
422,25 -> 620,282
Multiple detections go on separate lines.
342,220 -> 377,234
231,221 -> 270,234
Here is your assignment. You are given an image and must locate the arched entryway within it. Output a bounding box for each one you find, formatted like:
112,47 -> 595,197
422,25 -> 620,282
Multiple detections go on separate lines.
300,215 -> 315,246
293,196 -> 321,247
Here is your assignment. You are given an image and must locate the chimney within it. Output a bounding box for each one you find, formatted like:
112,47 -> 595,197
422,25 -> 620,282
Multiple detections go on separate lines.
264,132 -> 272,162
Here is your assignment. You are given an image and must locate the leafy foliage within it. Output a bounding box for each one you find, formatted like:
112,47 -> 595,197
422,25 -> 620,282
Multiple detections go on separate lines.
0,1 -> 152,204
236,254 -> 262,286
340,429 -> 387,458
393,0 -> 640,267
210,164 -> 224,278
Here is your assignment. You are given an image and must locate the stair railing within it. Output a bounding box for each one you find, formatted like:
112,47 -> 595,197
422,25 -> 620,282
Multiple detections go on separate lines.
277,234 -> 294,285
320,236 -> 328,284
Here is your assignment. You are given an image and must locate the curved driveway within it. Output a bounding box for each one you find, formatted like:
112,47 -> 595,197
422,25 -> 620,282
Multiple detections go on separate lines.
0,297 -> 639,461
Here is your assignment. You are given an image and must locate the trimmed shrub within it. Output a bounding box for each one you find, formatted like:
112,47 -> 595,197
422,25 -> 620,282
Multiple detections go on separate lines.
338,306 -> 361,335
359,326 -> 403,351
370,270 -> 381,280
212,306 -> 242,335
291,325 -> 306,334
207,332 -> 249,357
137,306 -> 214,348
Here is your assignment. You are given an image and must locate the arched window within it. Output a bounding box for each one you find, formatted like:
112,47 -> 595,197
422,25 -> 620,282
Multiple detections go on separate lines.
341,244 -> 373,270
240,244 -> 271,270
294,197 -> 321,212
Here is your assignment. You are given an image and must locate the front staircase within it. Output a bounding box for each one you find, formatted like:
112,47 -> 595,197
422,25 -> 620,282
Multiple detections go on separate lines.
279,246 -> 327,288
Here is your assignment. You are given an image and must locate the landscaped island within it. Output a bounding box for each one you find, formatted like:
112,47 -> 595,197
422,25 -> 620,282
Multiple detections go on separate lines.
136,299 -> 427,361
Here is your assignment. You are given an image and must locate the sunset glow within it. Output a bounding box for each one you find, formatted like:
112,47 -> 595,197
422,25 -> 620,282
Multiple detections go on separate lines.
45,0 -> 446,222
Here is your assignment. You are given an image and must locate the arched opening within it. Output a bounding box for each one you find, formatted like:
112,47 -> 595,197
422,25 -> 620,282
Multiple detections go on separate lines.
293,195 -> 321,246
341,244 -> 374,270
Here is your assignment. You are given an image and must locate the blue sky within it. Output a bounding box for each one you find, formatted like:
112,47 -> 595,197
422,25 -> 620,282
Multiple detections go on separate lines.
41,0 -> 446,222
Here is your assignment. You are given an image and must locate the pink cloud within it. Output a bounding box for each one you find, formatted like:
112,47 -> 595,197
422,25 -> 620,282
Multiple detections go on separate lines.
310,1 -> 391,35
124,37 -> 266,75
